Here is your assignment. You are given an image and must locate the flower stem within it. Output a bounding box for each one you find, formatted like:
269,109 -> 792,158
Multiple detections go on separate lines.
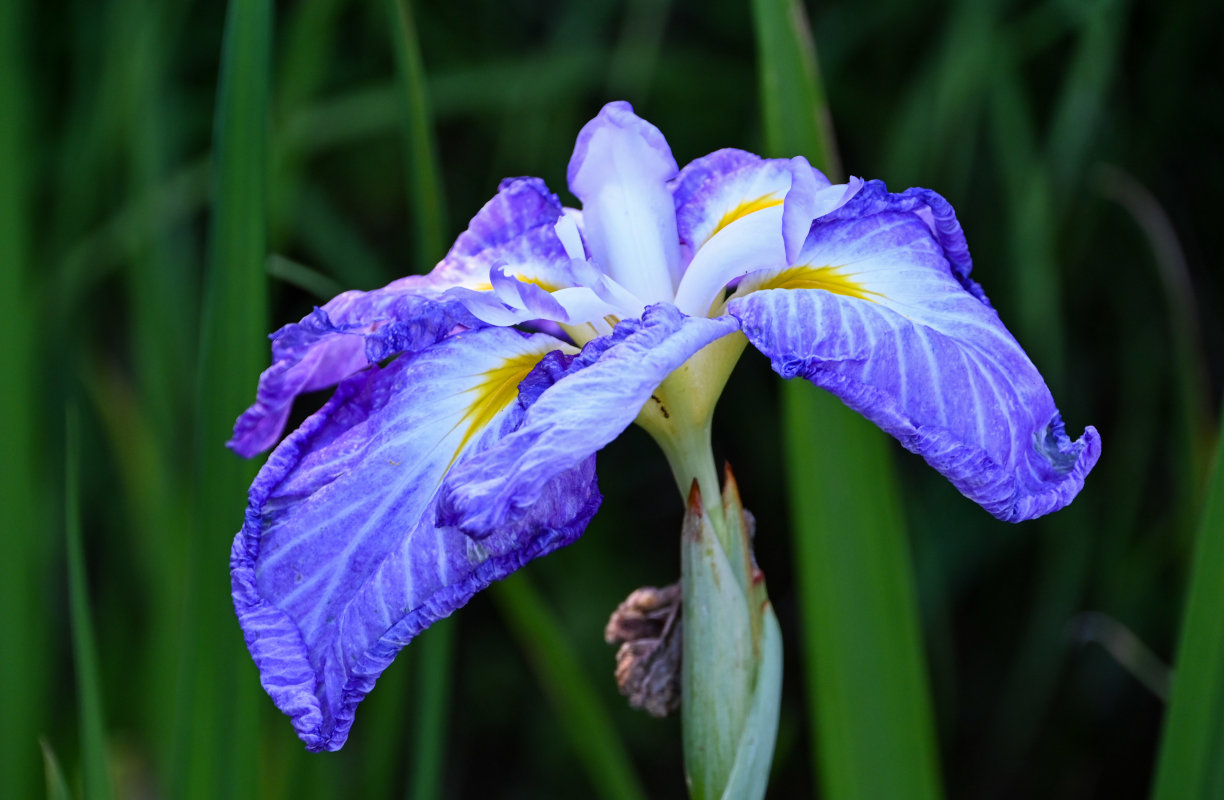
635,331 -> 746,536
635,333 -> 778,798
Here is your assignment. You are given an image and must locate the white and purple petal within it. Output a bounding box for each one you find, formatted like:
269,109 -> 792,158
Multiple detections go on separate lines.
228,291 -> 482,457
439,303 -> 740,536
671,149 -> 819,254
669,150 -> 860,317
825,179 -> 977,296
231,327 -> 597,751
567,101 -> 683,305
728,199 -> 1099,522
230,176 -> 594,458
434,176 -> 578,291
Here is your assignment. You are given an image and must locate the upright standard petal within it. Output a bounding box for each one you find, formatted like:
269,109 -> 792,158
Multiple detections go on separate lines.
669,150 -> 860,317
231,326 -> 598,751
567,101 -> 683,305
439,303 -> 740,536
671,149 -> 805,251
728,192 -> 1099,521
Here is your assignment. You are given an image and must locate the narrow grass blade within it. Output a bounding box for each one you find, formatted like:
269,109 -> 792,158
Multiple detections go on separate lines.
351,648 -> 413,800
1046,3 -> 1125,193
266,253 -> 346,300
492,575 -> 647,800
277,0 -> 348,122
65,409 -> 116,800
881,0 -> 1000,194
178,1 -> 271,798
1152,407 -> 1224,800
40,740 -> 73,800
82,361 -> 192,789
783,386 -> 943,800
0,2 -> 47,798
272,0 -> 348,243
752,3 -> 944,798
113,7 -> 201,777
1094,164 -> 1215,498
750,0 -> 839,179
121,0 -> 194,450
406,621 -> 456,800
386,0 -> 448,271
973,50 -> 1093,791
986,49 -> 1064,374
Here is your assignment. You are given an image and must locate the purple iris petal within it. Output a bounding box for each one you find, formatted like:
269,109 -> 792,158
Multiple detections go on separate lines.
669,149 -> 858,316
489,266 -> 570,320
231,326 -> 599,751
230,176 -> 585,459
671,148 -> 819,253
567,101 -> 683,304
439,303 -> 740,537
437,176 -> 577,288
728,199 -> 1099,521
228,291 -> 482,457
826,179 -> 977,297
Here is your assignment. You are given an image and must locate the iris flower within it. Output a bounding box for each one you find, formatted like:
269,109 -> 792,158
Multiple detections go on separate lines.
229,101 -> 1099,751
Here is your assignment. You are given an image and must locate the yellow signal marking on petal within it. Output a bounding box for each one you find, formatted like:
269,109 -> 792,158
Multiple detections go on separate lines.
466,274 -> 562,293
749,264 -> 881,302
707,193 -> 784,241
445,348 -> 551,469
517,275 -> 561,292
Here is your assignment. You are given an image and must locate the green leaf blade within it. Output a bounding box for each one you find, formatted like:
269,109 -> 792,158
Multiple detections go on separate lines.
493,575 -> 647,800
1152,406 -> 1224,800
751,2 -> 945,798
66,410 -> 116,800
386,0 -> 448,272
179,1 -> 273,798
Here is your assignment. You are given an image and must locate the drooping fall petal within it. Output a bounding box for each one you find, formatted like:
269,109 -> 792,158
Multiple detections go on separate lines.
728,194 -> 1099,521
231,326 -> 597,751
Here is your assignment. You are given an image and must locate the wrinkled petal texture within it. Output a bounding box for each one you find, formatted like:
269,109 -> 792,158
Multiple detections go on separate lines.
228,291 -> 482,457
229,177 -> 586,458
824,179 -> 979,299
437,176 -> 577,291
231,326 -> 600,751
729,189 -> 1099,521
440,303 -> 739,536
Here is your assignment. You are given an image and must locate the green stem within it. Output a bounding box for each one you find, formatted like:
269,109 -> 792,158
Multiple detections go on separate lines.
635,332 -> 746,532
634,333 -> 778,799
653,416 -> 722,522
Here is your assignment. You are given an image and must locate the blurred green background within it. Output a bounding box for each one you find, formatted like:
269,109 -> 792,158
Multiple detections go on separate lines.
5,0 -> 1222,797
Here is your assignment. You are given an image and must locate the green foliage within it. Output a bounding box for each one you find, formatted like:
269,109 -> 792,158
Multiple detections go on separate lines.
493,576 -> 648,800
66,410 -> 117,800
180,1 -> 272,797
754,1 -> 943,797
0,3 -> 44,799
6,0 -> 1220,797
1152,407 -> 1224,799
783,386 -> 944,799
